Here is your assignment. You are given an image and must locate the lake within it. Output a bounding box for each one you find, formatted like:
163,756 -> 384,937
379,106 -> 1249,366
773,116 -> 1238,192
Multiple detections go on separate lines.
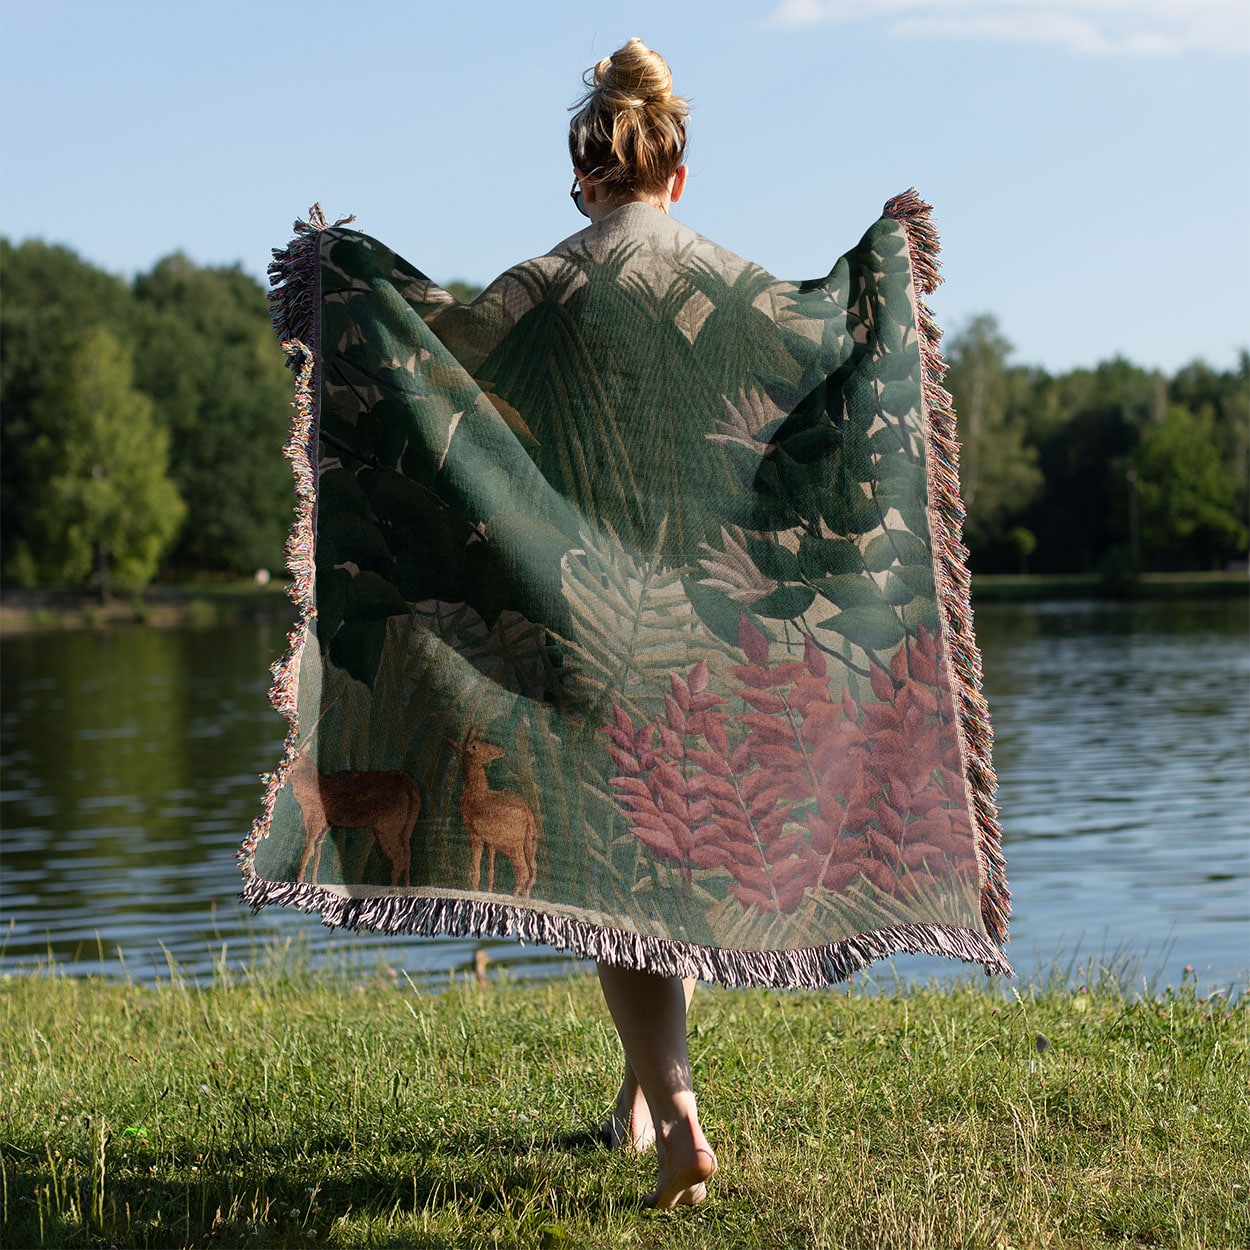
2,596 -> 1247,994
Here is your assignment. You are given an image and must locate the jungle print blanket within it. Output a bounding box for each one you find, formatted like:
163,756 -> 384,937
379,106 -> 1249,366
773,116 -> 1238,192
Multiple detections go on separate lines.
239,192 -> 1012,986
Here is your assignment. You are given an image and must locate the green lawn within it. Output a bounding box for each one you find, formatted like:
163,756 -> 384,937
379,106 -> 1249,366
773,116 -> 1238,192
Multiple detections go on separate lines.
2,961 -> 1246,1249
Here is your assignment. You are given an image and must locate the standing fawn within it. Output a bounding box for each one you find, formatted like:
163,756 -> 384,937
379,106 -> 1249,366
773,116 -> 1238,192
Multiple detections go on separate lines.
450,728 -> 539,897
288,752 -> 422,886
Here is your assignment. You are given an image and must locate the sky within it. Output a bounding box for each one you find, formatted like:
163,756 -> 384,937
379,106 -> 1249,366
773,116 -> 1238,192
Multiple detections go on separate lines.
1,0 -> 1247,376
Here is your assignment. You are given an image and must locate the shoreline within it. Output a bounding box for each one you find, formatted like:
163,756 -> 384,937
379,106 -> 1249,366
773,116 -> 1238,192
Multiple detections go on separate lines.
969,569 -> 1248,602
1,571 -> 1245,636
0,582 -> 296,635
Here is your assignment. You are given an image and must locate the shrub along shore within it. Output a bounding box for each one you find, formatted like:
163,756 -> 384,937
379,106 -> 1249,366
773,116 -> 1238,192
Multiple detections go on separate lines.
0,581 -> 294,635
1,963 -> 1245,1249
1,570 -> 1245,636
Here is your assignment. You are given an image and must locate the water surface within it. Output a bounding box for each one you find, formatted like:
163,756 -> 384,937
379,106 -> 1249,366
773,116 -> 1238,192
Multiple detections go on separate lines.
2,597 -> 1246,992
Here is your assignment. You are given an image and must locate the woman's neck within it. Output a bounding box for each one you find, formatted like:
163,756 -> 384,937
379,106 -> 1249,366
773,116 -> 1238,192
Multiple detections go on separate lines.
586,193 -> 669,224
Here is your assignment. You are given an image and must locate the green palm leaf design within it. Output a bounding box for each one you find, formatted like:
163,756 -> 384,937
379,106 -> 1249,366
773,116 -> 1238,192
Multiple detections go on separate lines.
404,600 -> 556,703
555,520 -> 728,725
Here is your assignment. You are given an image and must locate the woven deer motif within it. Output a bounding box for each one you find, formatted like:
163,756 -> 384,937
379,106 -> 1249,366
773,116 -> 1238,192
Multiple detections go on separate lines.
450,729 -> 538,897
289,753 -> 421,886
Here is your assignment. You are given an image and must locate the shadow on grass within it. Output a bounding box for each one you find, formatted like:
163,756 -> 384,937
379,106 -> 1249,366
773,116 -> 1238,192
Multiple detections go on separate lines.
6,1125 -> 634,1249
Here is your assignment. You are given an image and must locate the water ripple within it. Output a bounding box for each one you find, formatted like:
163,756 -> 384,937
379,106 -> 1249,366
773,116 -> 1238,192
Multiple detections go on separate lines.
2,601 -> 1246,992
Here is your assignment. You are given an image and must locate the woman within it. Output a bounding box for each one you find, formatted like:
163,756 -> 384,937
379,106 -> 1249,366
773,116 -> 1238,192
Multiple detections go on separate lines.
247,33 -> 1010,1221
566,38 -> 717,1210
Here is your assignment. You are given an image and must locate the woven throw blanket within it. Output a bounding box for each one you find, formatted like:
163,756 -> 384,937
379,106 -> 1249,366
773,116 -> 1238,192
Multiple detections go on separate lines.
240,191 -> 1011,987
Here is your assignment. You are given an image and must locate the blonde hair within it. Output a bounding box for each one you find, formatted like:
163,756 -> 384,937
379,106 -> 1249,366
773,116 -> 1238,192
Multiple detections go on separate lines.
568,38 -> 689,198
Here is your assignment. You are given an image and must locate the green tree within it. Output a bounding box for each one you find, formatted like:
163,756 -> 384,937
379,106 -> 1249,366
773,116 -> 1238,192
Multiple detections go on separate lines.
1,239 -> 138,578
1132,405 -> 1247,569
943,316 -> 1042,559
24,327 -> 185,597
444,279 -> 483,303
1169,353 -> 1250,539
131,255 -> 292,574
1007,526 -> 1037,575
1021,357 -> 1161,573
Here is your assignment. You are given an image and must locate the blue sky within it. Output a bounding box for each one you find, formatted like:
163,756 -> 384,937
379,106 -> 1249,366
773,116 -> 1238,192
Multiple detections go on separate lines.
2,0 -> 1247,375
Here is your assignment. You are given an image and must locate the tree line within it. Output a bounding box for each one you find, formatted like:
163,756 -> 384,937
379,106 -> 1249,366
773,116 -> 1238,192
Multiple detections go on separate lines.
945,316 -> 1247,576
1,239 -> 1246,596
2,239 -> 294,596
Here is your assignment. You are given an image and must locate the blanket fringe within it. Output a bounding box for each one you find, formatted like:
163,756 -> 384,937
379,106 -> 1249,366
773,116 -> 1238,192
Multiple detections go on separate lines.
240,874 -> 1014,987
266,204 -> 354,352
884,189 -> 1010,946
239,206 -> 349,873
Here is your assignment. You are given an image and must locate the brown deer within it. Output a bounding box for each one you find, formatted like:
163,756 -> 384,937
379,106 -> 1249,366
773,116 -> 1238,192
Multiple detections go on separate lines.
449,728 -> 539,897
288,752 -> 422,886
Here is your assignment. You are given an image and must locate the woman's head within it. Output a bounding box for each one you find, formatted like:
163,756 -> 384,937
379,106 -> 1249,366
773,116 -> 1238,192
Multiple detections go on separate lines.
568,38 -> 688,202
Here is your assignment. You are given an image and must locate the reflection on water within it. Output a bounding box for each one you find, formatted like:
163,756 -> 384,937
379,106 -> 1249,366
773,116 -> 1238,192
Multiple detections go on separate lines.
2,597 -> 1246,991
0,625 -> 583,986
968,596 -> 1249,991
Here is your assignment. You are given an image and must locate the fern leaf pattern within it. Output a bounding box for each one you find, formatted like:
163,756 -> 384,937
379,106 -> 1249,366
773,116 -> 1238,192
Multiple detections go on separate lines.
556,522 -> 729,724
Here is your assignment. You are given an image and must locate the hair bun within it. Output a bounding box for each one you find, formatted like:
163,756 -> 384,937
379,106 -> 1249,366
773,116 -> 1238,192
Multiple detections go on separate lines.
594,36 -> 673,109
569,38 -> 689,197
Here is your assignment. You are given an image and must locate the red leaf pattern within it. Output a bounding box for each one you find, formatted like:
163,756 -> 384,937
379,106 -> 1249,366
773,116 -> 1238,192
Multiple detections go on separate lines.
607,620 -> 978,917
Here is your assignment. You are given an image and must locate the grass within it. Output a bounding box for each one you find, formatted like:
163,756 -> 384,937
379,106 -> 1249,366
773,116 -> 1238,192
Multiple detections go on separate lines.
1,960 -> 1246,1249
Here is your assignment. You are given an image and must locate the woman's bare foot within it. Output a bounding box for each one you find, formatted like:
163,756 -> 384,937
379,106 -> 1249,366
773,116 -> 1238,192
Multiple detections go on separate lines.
645,1116 -> 717,1209
602,1071 -> 655,1151
595,966 -> 712,1207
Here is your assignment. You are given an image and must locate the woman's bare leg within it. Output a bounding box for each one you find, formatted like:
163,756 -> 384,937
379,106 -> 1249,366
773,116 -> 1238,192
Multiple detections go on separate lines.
603,1058 -> 653,1151
596,964 -> 716,1208
602,978 -> 696,1151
